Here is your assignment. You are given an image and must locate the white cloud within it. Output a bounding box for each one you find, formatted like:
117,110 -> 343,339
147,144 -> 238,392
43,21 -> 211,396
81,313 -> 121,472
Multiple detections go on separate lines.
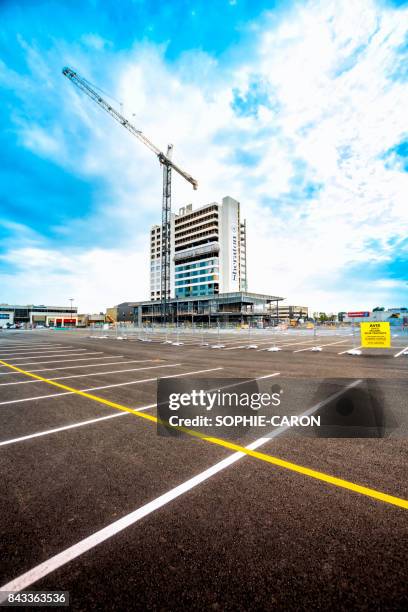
5,0 -> 408,312
81,34 -> 112,50
18,124 -> 66,157
0,247 -> 148,312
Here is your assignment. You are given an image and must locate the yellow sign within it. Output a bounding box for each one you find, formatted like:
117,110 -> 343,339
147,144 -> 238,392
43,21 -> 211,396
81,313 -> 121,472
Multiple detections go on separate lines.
360,322 -> 391,348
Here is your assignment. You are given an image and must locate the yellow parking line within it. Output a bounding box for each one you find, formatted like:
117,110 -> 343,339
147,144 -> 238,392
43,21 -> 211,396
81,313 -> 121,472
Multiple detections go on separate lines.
0,360 -> 158,423
1,358 -> 407,510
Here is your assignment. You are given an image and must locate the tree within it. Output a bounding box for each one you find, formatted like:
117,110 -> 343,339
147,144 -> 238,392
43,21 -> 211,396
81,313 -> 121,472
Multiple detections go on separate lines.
373,306 -> 385,312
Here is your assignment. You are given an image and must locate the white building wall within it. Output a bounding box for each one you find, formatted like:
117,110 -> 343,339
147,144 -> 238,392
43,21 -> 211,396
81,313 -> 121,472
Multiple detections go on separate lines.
149,215 -> 175,300
219,196 -> 241,293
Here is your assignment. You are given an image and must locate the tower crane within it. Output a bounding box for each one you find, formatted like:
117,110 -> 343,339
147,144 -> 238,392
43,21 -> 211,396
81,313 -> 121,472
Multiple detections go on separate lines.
62,66 -> 198,323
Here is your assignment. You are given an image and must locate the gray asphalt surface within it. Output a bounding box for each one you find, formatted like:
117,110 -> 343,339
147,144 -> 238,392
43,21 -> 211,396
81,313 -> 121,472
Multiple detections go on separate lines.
0,329 -> 407,611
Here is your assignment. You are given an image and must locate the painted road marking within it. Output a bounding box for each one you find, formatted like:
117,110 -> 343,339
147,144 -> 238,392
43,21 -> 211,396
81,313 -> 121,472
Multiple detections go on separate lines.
0,344 -> 66,350
394,345 -> 408,358
0,346 -> 76,357
0,364 -> 181,386
256,339 -> 318,352
0,353 -> 104,367
0,360 -> 155,379
0,410 -> 149,448
0,356 -> 126,375
0,366 -> 181,405
0,342 -> 57,345
0,344 -> 64,349
1,382 -> 407,599
0,450 -> 261,598
0,366 -> 223,406
293,340 -> 348,353
0,357 -> 406,513
2,352 -> 104,363
0,349 -> 75,358
0,374 -> 279,447
0,348 -> 72,356
224,337 -> 315,350
0,342 -> 65,346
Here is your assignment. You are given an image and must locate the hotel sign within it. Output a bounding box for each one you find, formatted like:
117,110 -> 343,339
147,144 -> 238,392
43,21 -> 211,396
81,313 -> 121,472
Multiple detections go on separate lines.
231,224 -> 238,283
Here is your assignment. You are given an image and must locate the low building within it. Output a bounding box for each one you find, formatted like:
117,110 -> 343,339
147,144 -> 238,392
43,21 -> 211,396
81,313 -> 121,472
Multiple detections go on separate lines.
77,313 -> 106,327
0,304 -> 78,328
268,304 -> 309,321
344,307 -> 408,326
105,303 -> 137,324
116,302 -> 136,323
133,292 -> 283,327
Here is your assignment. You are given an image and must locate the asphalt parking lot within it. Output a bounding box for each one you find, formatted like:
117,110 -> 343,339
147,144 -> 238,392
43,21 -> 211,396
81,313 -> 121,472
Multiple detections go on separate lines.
0,328 -> 407,610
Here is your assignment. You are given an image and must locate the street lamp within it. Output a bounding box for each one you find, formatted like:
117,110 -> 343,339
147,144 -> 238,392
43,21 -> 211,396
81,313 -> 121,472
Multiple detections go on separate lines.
69,298 -> 74,327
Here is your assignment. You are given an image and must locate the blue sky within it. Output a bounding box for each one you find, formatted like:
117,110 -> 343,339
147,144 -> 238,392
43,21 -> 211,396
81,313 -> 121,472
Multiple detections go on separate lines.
0,0 -> 407,312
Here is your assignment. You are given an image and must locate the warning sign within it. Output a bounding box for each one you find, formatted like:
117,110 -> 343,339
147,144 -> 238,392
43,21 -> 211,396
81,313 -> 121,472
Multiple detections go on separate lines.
360,322 -> 391,348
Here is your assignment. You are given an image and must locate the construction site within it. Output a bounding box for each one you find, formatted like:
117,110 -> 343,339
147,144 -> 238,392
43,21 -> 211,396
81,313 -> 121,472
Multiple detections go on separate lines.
0,62 -> 406,612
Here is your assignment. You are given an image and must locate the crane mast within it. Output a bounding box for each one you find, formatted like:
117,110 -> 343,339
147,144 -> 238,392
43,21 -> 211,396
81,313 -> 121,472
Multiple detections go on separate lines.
62,66 -> 198,323
162,144 -> 172,318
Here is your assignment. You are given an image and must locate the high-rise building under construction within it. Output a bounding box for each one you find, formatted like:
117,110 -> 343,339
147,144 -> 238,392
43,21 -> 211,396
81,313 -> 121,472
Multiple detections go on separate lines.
149,196 -> 247,301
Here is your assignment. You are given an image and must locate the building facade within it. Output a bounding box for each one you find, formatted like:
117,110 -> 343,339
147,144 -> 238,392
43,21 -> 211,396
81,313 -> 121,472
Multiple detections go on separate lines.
134,292 -> 283,327
268,304 -> 309,321
150,196 -> 247,301
0,304 -> 78,328
343,307 -> 408,326
77,313 -> 106,327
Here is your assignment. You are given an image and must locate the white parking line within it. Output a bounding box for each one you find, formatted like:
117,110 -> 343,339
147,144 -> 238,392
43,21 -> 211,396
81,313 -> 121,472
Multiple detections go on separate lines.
0,343 -> 75,353
0,355 -> 126,376
0,344 -> 65,350
0,352 -> 104,365
0,364 -> 182,386
223,338 -> 289,350
0,358 -> 150,376
0,367 -> 223,407
394,345 -> 408,358
0,373 -> 278,447
257,339 -> 319,352
0,349 -> 89,359
0,409 -> 151,448
338,345 -> 362,355
0,344 -> 73,350
293,340 -> 348,353
0,346 -> 80,359
224,338 -> 316,352
0,342 -> 67,347
1,378 -> 364,597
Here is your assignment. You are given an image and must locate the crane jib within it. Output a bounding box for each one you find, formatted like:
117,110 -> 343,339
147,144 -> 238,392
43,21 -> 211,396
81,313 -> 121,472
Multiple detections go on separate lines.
62,65 -> 198,320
